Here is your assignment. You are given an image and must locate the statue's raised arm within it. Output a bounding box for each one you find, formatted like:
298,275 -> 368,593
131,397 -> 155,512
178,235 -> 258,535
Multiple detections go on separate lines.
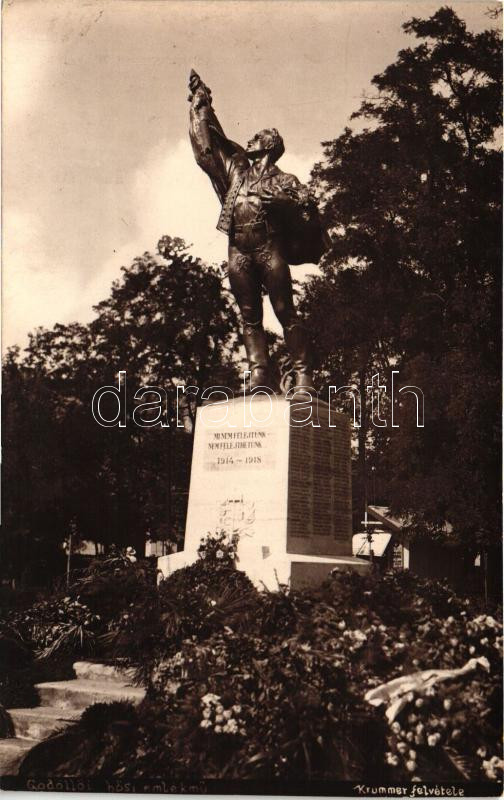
187,69 -> 330,394
188,70 -> 249,204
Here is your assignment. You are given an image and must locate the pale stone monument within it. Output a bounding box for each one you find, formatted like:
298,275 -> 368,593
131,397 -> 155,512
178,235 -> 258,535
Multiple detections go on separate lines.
157,72 -> 369,588
158,395 -> 369,590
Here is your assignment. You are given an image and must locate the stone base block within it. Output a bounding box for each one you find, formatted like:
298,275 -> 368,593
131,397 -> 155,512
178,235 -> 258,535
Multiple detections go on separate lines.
158,395 -> 365,591
158,550 -> 369,591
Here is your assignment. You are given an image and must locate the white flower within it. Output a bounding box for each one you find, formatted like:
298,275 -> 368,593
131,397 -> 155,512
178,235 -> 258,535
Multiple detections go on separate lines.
214,725 -> 223,733
482,757 -> 502,780
469,645 -> 476,654
216,550 -> 224,559
216,704 -> 224,714
391,722 -> 401,734
406,760 -> 416,772
337,621 -> 346,630
200,719 -> 212,729
483,761 -> 496,780
443,698 -> 452,711
202,693 -> 220,706
232,704 -> 242,715
223,709 -> 232,720
415,698 -> 424,708
427,734 -> 440,747
386,753 -> 399,766
215,714 -> 224,723
477,747 -> 487,758
202,708 -> 211,719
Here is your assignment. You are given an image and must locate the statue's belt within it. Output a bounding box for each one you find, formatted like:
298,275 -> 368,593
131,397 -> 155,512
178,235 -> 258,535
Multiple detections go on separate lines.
233,217 -> 271,234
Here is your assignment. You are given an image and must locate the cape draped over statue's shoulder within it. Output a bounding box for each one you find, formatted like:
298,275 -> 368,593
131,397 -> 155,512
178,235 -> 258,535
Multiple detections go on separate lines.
188,78 -> 329,265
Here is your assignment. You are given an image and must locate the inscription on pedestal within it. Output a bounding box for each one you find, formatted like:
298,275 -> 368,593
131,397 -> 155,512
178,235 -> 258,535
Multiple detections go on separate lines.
203,429 -> 277,471
287,407 -> 352,556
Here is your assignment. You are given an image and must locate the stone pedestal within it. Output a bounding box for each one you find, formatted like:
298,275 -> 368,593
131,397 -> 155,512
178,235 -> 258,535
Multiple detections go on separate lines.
158,394 -> 368,590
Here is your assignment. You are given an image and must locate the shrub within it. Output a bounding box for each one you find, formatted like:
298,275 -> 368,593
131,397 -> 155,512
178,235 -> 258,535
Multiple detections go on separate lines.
72,550 -> 158,622
15,535 -> 503,785
0,549 -> 158,707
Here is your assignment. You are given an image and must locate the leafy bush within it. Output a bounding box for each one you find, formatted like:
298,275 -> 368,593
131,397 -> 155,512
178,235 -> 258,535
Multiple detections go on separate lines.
13,535 -> 503,785
72,550 -> 158,621
106,532 -> 258,685
0,549 -> 158,708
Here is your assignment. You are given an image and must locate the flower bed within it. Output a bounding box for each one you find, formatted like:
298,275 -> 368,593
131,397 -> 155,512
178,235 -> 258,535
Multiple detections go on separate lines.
10,534 -> 504,785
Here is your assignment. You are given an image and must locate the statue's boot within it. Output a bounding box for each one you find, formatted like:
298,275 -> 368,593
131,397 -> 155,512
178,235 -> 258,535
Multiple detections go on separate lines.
242,322 -> 273,392
284,322 -> 315,391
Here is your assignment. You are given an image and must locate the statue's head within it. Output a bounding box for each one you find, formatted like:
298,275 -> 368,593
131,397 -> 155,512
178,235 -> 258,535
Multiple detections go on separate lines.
246,128 -> 284,162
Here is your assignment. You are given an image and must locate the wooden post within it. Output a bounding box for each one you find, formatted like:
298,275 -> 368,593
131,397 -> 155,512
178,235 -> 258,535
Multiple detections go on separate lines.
483,549 -> 488,606
66,529 -> 73,589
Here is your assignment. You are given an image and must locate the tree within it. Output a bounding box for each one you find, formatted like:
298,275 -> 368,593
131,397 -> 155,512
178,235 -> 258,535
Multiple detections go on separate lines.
1,237 -> 241,584
302,7 -> 501,548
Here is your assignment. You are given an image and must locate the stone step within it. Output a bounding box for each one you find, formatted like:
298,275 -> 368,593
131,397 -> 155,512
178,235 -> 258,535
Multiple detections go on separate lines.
7,706 -> 81,741
73,661 -> 136,684
35,679 -> 145,710
0,737 -> 35,777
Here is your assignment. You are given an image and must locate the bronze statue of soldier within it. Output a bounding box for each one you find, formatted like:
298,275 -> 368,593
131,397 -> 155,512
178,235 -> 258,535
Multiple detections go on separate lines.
188,70 -> 327,392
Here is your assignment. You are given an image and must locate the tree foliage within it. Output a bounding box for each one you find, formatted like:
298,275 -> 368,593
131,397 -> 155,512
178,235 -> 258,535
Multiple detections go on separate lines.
1,237 -> 240,584
302,7 -> 502,548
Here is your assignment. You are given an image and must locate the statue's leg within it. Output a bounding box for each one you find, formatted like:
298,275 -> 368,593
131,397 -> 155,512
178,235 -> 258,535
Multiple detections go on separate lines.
259,242 -> 314,390
228,244 -> 271,391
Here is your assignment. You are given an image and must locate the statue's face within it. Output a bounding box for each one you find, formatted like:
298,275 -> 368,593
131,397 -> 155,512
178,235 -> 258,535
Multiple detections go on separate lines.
246,129 -> 277,158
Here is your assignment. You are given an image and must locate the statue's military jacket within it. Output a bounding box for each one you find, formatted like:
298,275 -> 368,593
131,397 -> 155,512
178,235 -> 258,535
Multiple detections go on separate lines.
189,86 -> 328,265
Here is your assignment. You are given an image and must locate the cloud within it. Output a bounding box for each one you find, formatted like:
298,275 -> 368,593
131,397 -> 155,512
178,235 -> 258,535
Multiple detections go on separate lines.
2,22 -> 54,125
65,140 -> 320,333
133,138 -> 226,265
2,208 -> 80,350
128,140 -> 319,332
3,139 -> 320,350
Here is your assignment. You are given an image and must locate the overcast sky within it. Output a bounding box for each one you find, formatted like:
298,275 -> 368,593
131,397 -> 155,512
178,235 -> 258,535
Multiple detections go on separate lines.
2,0 -> 495,350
